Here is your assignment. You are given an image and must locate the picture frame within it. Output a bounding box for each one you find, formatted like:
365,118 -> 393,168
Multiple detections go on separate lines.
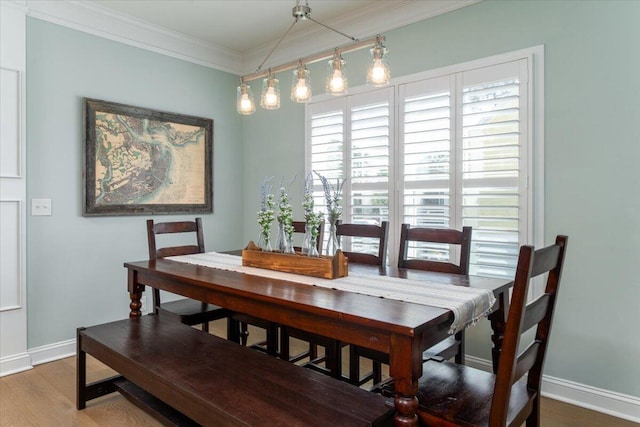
83,98 -> 213,216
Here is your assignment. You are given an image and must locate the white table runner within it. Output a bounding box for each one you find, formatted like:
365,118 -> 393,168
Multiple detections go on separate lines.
167,252 -> 496,334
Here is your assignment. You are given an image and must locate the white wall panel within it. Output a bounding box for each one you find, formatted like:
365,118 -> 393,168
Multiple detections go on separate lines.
0,200 -> 21,310
0,1 -> 28,375
1,68 -> 21,178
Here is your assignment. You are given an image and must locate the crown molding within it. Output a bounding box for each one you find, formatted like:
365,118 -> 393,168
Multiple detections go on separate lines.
23,0 -> 479,76
24,0 -> 243,74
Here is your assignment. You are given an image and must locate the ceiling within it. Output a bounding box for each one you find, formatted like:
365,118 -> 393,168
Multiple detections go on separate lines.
25,0 -> 479,74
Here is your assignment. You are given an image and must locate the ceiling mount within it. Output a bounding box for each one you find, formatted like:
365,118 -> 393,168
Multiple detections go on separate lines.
292,3 -> 311,20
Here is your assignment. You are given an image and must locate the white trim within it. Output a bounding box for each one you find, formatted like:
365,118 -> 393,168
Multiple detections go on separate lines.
0,352 -> 32,377
465,355 -> 640,423
29,338 -> 76,366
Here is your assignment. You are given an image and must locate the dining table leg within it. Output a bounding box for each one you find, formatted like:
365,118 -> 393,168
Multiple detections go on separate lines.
489,289 -> 509,373
128,269 -> 143,318
389,334 -> 421,427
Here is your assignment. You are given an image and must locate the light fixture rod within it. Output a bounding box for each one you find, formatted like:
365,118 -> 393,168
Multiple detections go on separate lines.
241,35 -> 381,83
256,19 -> 299,72
307,16 -> 356,42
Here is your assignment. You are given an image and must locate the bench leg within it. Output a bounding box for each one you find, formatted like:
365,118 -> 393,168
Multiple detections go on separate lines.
77,327 -> 87,410
77,327 -> 125,409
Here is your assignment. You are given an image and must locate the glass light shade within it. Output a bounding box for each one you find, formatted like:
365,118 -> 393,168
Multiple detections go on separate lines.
291,65 -> 311,103
236,83 -> 256,115
367,42 -> 390,87
326,53 -> 347,96
260,75 -> 280,109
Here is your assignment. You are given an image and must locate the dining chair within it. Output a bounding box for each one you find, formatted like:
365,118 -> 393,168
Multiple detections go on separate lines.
416,234 -> 568,427
280,221 -> 389,379
146,218 -> 230,333
236,220 -> 324,357
401,225 -> 472,363
350,225 -> 472,387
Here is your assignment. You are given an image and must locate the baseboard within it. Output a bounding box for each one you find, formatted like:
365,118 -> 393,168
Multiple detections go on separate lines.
0,352 -> 32,377
465,355 -> 640,423
29,338 -> 76,366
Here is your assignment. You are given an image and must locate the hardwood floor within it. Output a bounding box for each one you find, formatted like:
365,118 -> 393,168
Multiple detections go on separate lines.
1,319 -> 636,427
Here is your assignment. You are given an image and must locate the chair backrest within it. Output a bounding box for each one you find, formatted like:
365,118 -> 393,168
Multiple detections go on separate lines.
336,221 -> 389,266
398,225 -> 472,275
292,220 -> 324,252
490,235 -> 568,425
147,218 -> 205,260
146,218 -> 206,314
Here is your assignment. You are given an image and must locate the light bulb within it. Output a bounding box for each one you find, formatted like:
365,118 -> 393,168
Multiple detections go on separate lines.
327,53 -> 347,95
291,64 -> 311,102
295,80 -> 309,98
371,59 -> 386,83
240,94 -> 252,112
330,70 -> 344,92
237,83 -> 255,115
265,87 -> 278,107
260,75 -> 280,109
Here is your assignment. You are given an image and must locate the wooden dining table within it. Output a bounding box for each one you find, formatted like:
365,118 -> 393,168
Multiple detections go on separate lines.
124,255 -> 512,427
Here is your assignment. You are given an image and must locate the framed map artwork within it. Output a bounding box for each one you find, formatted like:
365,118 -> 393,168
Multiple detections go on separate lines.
83,98 -> 213,216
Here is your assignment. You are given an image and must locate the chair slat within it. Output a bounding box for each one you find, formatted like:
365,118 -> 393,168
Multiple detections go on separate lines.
399,259 -> 462,275
522,294 -> 550,332
157,245 -> 202,258
514,340 -> 541,382
154,221 -> 198,234
530,244 -> 561,277
406,227 -> 464,244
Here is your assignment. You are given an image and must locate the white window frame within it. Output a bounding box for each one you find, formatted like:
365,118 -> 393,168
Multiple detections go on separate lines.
306,46 -> 544,283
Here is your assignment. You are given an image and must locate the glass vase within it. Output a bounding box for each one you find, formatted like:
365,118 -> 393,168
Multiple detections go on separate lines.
308,234 -> 320,257
284,233 -> 295,254
325,220 -> 341,256
277,221 -> 286,252
262,233 -> 273,252
301,223 -> 312,255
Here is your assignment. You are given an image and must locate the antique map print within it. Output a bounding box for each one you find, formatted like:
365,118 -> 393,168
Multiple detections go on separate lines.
94,113 -> 206,206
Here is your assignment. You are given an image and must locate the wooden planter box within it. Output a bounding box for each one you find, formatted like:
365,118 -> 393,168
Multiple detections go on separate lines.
242,242 -> 348,279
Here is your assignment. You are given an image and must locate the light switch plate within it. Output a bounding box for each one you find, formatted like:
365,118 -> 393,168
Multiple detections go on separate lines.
32,198 -> 52,216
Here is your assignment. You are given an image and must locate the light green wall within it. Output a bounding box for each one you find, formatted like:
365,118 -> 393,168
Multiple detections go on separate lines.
242,1 -> 640,397
26,18 -> 244,347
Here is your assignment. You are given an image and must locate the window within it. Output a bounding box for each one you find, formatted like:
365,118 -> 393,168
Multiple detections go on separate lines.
307,48 -> 542,278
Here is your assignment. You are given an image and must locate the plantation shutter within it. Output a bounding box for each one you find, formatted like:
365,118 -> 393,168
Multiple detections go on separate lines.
308,53 -> 534,277
460,60 -> 528,279
308,89 -> 393,255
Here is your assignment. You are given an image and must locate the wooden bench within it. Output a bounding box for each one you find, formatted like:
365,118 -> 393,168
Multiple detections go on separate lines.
77,315 -> 394,427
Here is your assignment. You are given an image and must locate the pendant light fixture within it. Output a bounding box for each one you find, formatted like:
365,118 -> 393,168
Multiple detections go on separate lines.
291,61 -> 311,102
367,35 -> 390,87
326,50 -> 347,96
237,81 -> 256,115
236,1 -> 390,115
260,71 -> 280,109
